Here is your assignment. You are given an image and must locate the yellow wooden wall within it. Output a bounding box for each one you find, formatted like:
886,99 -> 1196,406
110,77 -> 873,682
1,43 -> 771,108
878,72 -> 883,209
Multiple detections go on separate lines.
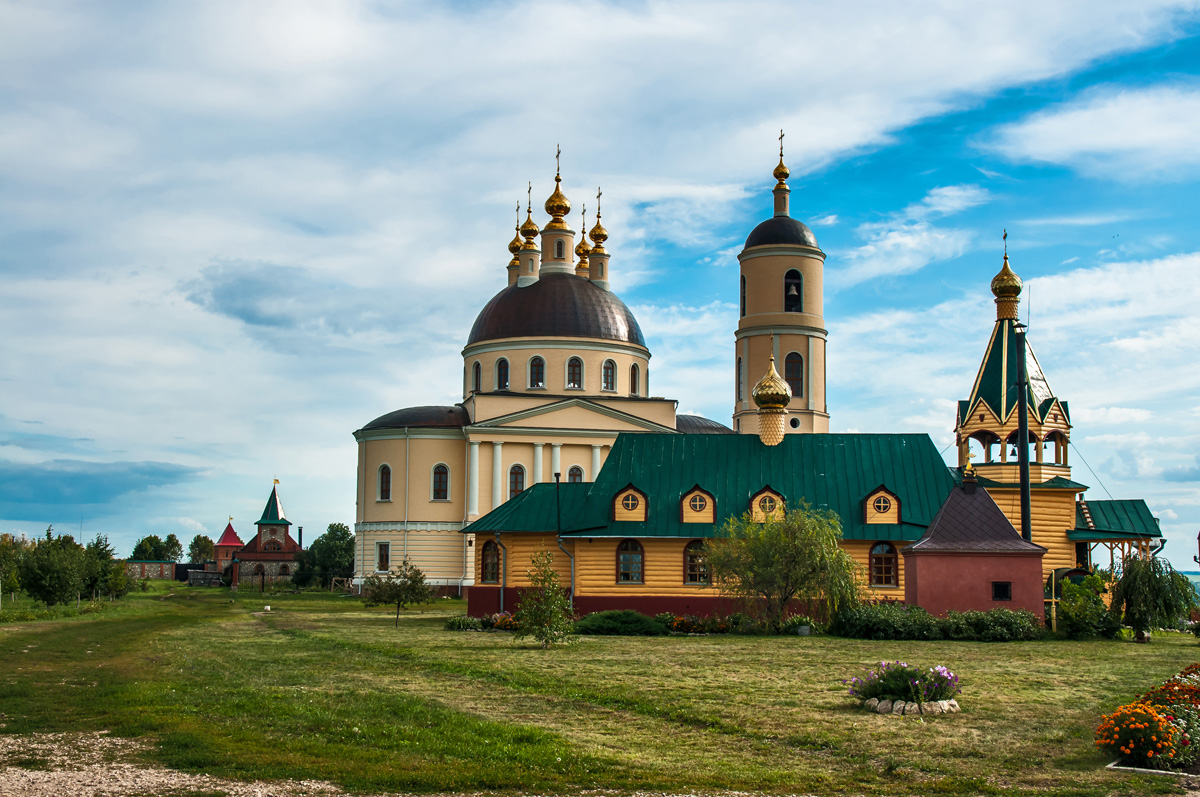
575,537 -> 711,596
843,540 -> 906,599
681,489 -> 715,524
476,532 -> 573,587
987,488 -> 1077,576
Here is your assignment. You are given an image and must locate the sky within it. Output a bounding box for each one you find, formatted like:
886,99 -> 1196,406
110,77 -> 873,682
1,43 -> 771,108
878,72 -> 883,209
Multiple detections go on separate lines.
3,1 -> 1200,568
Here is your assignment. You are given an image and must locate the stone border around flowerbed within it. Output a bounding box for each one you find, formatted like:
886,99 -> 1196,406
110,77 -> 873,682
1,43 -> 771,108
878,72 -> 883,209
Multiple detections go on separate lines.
860,697 -> 960,716
1105,759 -> 1189,777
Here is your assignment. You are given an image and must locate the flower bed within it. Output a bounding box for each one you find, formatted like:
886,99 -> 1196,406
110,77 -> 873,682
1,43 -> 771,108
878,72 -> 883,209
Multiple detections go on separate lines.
1095,663 -> 1200,772
845,661 -> 962,717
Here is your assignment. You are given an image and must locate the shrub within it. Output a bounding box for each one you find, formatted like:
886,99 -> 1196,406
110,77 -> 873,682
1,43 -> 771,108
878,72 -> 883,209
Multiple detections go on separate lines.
845,661 -> 961,704
780,614 -> 821,635
492,613 -> 520,631
829,603 -> 1042,642
1095,702 -> 1181,768
513,550 -> 576,648
444,615 -> 482,631
574,610 -> 667,636
1058,575 -> 1121,639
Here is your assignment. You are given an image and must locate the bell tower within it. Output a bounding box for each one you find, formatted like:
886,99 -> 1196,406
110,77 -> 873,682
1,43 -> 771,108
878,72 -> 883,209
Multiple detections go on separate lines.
733,133 -> 829,436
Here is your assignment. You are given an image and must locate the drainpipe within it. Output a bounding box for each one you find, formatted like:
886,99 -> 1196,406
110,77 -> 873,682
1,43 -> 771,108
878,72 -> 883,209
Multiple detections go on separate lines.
403,428 -> 410,566
495,532 -> 507,614
554,472 -> 575,613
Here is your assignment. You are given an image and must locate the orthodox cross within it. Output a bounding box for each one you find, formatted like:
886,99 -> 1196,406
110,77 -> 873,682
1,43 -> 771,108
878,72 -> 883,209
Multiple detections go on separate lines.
527,181 -> 532,213
779,129 -> 784,158
596,186 -> 602,216
556,144 -> 561,177
1003,228 -> 1008,256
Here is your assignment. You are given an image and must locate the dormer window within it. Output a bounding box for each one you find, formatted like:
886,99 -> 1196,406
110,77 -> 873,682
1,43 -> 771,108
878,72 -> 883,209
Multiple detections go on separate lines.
681,487 -> 715,523
614,486 -> 647,522
750,487 -> 785,522
864,487 -> 901,524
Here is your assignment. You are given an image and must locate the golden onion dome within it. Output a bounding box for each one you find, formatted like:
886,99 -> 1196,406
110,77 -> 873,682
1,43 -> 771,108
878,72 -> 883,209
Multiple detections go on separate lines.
574,235 -> 591,261
508,221 -> 522,255
589,215 -> 608,249
991,254 -> 1022,299
752,355 -> 792,409
519,207 -> 540,250
544,175 -> 571,226
773,156 -> 790,183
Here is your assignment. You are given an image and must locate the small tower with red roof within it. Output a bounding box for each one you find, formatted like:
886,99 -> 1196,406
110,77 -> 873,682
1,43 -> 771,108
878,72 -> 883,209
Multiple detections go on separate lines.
214,518 -> 243,573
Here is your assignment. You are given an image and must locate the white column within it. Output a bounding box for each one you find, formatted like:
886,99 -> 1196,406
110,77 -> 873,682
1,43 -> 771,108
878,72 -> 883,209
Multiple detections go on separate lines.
468,441 -> 480,517
551,443 -> 562,480
492,441 -> 504,510
591,445 -> 602,481
533,443 -> 544,483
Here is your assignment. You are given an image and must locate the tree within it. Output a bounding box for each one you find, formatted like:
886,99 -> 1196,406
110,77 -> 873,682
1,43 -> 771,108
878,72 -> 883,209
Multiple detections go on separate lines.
82,534 -> 116,600
362,559 -> 435,628
514,549 -> 576,648
309,523 -> 355,586
706,500 -> 862,633
1109,555 -> 1198,642
130,534 -> 167,561
0,533 -> 30,610
18,527 -> 85,606
187,534 -> 215,563
106,560 -> 130,599
162,533 -> 184,563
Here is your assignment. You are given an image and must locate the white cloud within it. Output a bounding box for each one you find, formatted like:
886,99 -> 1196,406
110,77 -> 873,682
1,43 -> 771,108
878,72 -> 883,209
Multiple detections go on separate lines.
986,83 -> 1200,178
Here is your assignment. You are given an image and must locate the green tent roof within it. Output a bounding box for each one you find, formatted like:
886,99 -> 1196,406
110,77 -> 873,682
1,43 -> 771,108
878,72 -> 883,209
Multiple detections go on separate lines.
467,482 -> 591,534
975,474 -> 1089,491
257,485 -> 291,527
544,432 -> 957,541
1071,499 -> 1161,540
959,318 -> 1069,426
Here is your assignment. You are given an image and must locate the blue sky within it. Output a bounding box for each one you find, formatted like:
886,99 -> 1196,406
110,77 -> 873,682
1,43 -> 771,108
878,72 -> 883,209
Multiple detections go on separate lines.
3,1 -> 1200,568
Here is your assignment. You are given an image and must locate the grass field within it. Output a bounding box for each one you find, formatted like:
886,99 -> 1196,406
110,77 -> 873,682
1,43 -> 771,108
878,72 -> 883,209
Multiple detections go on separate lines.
0,585 -> 1196,796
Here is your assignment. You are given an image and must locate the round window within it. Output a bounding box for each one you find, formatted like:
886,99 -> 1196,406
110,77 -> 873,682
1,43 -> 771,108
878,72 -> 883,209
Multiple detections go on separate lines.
873,496 -> 892,514
790,417 -> 800,429
759,495 -> 777,514
621,494 -> 640,511
689,494 -> 707,512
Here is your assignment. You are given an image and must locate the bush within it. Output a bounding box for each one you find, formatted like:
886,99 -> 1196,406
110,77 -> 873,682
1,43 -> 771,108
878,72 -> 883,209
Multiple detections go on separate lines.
1096,702 -> 1182,769
493,613 -> 520,631
1058,575 -> 1121,639
574,610 -> 668,636
513,550 -> 576,648
829,603 -> 1041,642
444,615 -> 483,631
845,661 -> 961,704
780,614 -> 821,635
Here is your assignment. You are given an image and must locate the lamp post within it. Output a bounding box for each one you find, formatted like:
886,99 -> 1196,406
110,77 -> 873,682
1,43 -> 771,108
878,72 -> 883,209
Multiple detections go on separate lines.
1014,322 -> 1032,543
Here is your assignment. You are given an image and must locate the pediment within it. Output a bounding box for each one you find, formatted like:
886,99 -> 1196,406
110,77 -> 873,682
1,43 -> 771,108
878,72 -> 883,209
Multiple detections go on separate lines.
469,398 -> 677,433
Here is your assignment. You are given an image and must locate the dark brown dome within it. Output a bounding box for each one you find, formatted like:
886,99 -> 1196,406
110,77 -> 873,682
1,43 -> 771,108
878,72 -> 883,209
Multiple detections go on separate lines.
359,405 -> 469,431
467,272 -> 646,347
744,216 -> 818,249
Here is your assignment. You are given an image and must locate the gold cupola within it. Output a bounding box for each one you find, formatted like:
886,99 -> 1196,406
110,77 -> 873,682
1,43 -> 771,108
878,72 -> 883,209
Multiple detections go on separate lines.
752,347 -> 792,446
991,231 -> 1022,320
772,129 -> 791,217
520,183 -> 540,251
543,147 -> 572,231
589,203 -> 608,254
508,203 -> 523,265
574,203 -> 591,276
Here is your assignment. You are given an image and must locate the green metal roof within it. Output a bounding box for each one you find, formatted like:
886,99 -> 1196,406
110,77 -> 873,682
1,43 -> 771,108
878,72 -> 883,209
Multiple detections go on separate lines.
257,485 -> 291,527
975,474 -> 1089,491
1072,499 -> 1161,540
467,482 -> 591,534
554,433 -> 956,541
959,319 -> 1069,426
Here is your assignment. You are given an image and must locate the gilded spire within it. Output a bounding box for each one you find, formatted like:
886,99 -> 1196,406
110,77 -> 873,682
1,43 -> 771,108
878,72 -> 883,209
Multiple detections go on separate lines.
543,145 -> 571,230
773,129 -> 790,183
752,338 -> 792,446
589,187 -> 608,253
508,201 -> 522,266
520,182 -> 539,250
991,229 -> 1022,320
574,202 -> 591,265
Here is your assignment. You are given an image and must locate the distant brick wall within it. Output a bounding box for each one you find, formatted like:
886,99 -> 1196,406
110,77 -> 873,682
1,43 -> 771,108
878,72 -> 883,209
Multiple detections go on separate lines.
125,561 -> 174,580
234,559 -> 295,587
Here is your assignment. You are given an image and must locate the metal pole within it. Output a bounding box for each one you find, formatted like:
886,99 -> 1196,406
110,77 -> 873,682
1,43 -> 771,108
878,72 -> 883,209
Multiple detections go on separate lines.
554,472 -> 574,613
1015,323 -> 1032,542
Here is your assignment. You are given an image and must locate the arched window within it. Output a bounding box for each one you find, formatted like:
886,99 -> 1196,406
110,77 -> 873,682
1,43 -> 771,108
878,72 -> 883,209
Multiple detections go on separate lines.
279,564 -> 290,576
784,352 -> 803,398
379,465 -> 391,501
529,357 -> 545,388
870,542 -> 898,587
432,464 -> 449,501
568,466 -> 584,483
472,361 -> 481,393
496,358 -> 509,390
481,540 -> 500,583
630,364 -> 640,396
263,541 -> 281,552
617,539 -> 644,583
602,359 -> 616,391
509,464 -> 525,498
784,269 -> 802,312
254,564 -> 265,576
567,357 -> 583,389
556,239 -> 565,259
740,275 -> 746,317
684,540 -> 708,584
736,357 -> 743,401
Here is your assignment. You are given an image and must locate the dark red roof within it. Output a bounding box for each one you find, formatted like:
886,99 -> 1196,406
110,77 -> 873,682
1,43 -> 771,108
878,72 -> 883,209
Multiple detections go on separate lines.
903,479 -> 1047,555
215,522 -> 243,547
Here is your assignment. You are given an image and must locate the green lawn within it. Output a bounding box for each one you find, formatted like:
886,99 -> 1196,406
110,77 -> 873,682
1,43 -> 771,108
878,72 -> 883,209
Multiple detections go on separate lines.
0,585 -> 1195,795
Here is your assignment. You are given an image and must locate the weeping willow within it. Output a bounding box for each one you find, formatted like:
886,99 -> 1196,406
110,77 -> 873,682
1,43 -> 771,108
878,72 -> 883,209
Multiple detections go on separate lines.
1109,555 -> 1198,640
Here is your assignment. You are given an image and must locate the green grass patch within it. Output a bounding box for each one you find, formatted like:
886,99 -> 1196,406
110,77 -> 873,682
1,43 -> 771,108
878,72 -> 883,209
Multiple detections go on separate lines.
2,586 -> 1198,795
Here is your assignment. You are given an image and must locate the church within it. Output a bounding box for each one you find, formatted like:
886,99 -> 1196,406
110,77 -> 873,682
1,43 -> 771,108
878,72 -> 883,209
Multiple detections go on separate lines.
351,145 -> 1162,617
